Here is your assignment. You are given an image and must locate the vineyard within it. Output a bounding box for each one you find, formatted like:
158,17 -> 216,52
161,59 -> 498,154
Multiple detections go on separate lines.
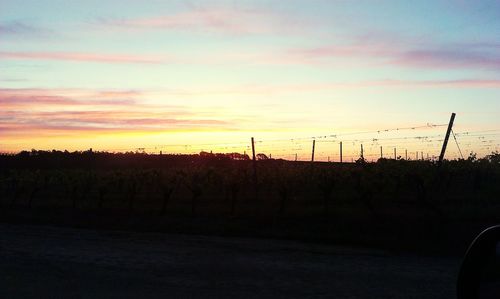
1,150 -> 500,254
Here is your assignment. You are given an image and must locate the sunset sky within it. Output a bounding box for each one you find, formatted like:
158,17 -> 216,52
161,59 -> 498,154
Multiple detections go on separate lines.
1,0 -> 499,160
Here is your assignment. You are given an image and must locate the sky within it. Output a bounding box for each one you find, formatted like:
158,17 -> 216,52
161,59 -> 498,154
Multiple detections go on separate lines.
1,0 -> 500,160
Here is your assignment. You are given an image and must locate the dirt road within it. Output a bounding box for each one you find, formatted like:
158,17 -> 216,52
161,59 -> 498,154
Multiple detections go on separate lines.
0,223 -> 460,298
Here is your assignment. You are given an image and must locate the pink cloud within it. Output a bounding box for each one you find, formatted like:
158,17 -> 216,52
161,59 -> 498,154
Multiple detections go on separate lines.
368,79 -> 500,88
215,36 -> 500,71
167,79 -> 500,96
280,41 -> 500,71
0,88 -> 233,135
0,88 -> 138,108
286,44 -> 395,60
0,51 -> 164,64
393,49 -> 500,71
0,111 -> 230,133
98,6 -> 308,35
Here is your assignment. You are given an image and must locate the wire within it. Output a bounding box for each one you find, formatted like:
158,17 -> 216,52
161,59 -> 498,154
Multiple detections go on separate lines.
81,125 -> 500,161
254,123 -> 447,143
451,129 -> 464,159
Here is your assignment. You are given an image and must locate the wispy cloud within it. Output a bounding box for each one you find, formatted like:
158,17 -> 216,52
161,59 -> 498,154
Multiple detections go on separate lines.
393,48 -> 500,71
2,77 -> 497,112
0,88 -> 234,135
0,111 -> 228,132
0,51 -> 164,64
0,20 -> 56,39
3,37 -> 496,72
363,79 -> 500,88
0,21 -> 41,35
0,78 -> 27,82
96,5 -> 309,36
143,79 -> 500,96
0,88 -> 139,108
282,40 -> 500,71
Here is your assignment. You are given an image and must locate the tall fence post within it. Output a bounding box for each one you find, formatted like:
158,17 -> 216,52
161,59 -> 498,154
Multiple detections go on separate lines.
380,146 -> 383,159
394,148 -> 397,160
340,142 -> 343,163
251,137 -> 257,181
405,149 -> 408,160
439,113 -> 456,164
251,137 -> 258,205
360,144 -> 364,160
251,137 -> 256,161
311,139 -> 316,162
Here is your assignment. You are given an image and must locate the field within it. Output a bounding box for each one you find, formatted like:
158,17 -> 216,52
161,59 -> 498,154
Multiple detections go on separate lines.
0,223 -> 460,298
1,150 -> 500,254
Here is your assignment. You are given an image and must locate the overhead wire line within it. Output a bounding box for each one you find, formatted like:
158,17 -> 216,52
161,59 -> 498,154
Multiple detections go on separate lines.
253,123 -> 448,143
451,129 -> 464,159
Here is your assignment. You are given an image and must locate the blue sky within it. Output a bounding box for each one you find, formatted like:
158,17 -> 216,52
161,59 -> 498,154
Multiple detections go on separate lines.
1,0 -> 499,159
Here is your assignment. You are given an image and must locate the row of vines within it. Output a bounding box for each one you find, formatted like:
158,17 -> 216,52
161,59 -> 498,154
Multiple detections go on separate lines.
1,158 -> 500,219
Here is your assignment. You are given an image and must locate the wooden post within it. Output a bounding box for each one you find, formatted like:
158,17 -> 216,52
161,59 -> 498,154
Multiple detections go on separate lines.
380,146 -> 383,159
251,137 -> 258,202
394,148 -> 397,160
311,139 -> 316,162
251,137 -> 256,161
340,142 -> 343,163
405,149 -> 408,160
421,152 -> 424,161
439,113 -> 456,164
251,137 -> 257,181
416,151 -> 418,160
360,144 -> 364,160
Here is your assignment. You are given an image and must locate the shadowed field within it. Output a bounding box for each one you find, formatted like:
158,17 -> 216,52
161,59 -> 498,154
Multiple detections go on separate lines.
2,152 -> 498,297
0,223 -> 460,299
1,151 -> 500,254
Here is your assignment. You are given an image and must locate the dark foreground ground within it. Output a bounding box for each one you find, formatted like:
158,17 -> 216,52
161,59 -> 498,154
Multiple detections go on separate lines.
0,223 -> 461,299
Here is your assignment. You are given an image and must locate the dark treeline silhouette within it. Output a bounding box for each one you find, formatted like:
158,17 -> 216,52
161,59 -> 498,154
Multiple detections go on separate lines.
2,149 -> 498,169
0,149 -> 253,169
